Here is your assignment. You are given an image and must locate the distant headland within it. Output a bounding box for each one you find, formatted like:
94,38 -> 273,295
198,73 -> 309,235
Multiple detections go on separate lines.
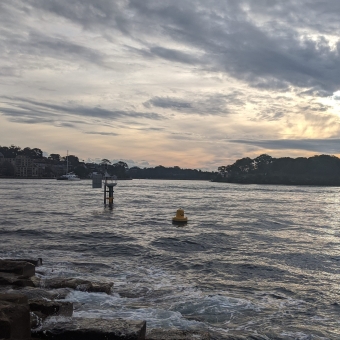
214,154 -> 340,186
0,145 -> 216,180
2,145 -> 340,185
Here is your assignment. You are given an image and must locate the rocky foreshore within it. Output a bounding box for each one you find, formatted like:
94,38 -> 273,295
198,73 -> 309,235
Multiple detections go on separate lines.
0,258 -> 211,340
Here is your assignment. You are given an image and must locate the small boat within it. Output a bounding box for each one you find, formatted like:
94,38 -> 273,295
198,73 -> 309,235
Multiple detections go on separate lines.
56,150 -> 80,181
57,172 -> 80,181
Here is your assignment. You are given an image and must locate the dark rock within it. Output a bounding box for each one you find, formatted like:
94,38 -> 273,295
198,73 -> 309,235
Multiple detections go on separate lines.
0,292 -> 28,304
0,260 -> 35,277
0,317 -> 11,338
29,299 -> 73,318
90,282 -> 113,295
118,287 -> 149,299
5,258 -> 43,267
31,310 -> 43,329
42,278 -> 92,291
32,318 -> 146,340
147,329 -> 210,340
39,278 -> 113,294
0,272 -> 35,288
0,300 -> 31,339
11,287 -> 71,301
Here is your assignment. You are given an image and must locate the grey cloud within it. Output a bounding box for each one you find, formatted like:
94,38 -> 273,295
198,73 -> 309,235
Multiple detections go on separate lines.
149,46 -> 199,65
0,66 -> 20,77
0,29 -> 108,69
84,131 -> 119,136
30,33 -> 105,65
137,127 -> 164,131
57,122 -> 77,128
126,0 -> 340,92
230,139 -> 340,153
0,104 -> 59,124
2,0 -> 340,95
254,110 -> 285,121
144,93 -> 238,115
144,97 -> 192,110
299,88 -> 331,98
0,96 -> 165,125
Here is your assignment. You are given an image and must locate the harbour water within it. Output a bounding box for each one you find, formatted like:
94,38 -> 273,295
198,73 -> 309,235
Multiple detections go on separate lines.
0,179 -> 340,339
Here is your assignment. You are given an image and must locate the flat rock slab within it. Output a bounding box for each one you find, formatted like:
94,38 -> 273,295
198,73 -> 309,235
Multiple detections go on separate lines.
29,299 -> 73,318
0,259 -> 35,277
5,258 -> 43,267
0,272 -> 35,287
0,292 -> 28,304
147,329 -> 210,340
39,277 -> 113,294
32,318 -> 146,340
9,287 -> 71,300
0,300 -> 31,339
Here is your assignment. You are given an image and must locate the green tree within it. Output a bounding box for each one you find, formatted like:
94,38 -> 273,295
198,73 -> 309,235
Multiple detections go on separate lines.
74,165 -> 90,179
101,159 -> 111,165
66,155 -> 79,167
0,145 -> 21,158
112,161 -> 129,178
48,153 -> 61,162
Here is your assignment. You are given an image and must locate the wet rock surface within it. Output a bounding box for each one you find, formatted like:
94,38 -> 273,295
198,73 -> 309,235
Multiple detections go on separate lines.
29,299 -> 73,318
0,259 -> 36,277
32,318 -> 147,340
7,287 -> 71,300
0,258 -> 149,340
0,258 -> 215,340
0,292 -> 28,305
5,258 -> 43,267
0,272 -> 35,288
34,277 -> 113,294
0,295 -> 31,339
147,329 -> 210,340
0,258 -> 113,294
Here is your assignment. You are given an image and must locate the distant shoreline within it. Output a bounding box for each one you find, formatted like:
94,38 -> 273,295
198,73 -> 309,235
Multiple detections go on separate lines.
212,177 -> 340,187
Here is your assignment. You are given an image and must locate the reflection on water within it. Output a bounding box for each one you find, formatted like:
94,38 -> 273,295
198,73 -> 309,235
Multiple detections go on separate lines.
1,179 -> 340,339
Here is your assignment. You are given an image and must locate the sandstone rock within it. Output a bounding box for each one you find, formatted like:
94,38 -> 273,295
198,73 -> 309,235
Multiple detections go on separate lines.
0,292 -> 28,305
0,300 -> 31,339
0,272 -> 35,288
0,260 -> 35,277
90,282 -> 113,294
40,277 -> 113,294
147,329 -> 210,340
32,318 -> 146,340
5,258 -> 43,267
12,287 -> 71,301
29,299 -> 73,318
42,278 -> 92,291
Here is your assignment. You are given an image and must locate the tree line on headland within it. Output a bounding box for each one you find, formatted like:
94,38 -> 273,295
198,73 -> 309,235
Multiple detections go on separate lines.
0,145 -> 216,180
215,154 -> 340,185
2,145 -> 340,185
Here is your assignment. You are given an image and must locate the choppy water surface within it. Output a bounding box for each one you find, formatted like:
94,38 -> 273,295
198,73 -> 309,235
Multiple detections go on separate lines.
1,179 -> 340,339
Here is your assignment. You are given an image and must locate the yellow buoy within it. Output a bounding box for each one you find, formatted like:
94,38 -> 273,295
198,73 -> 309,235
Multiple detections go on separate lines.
172,208 -> 188,224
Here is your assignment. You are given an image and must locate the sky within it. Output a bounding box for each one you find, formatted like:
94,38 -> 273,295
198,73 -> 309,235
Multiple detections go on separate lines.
1,0 -> 340,170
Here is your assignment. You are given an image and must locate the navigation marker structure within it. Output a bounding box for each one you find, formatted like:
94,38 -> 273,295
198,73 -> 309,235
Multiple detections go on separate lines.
92,172 -> 117,208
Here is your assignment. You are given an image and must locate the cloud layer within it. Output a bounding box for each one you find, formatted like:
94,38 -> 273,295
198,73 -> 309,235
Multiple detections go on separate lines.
1,0 -> 340,169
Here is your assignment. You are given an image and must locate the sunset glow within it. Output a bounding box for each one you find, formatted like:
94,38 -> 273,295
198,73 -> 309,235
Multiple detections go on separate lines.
1,1 -> 340,169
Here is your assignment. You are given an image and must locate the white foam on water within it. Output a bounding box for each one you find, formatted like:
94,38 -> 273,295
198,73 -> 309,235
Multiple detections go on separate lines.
171,294 -> 258,323
64,287 -> 258,330
74,308 -> 204,329
279,331 -> 322,340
